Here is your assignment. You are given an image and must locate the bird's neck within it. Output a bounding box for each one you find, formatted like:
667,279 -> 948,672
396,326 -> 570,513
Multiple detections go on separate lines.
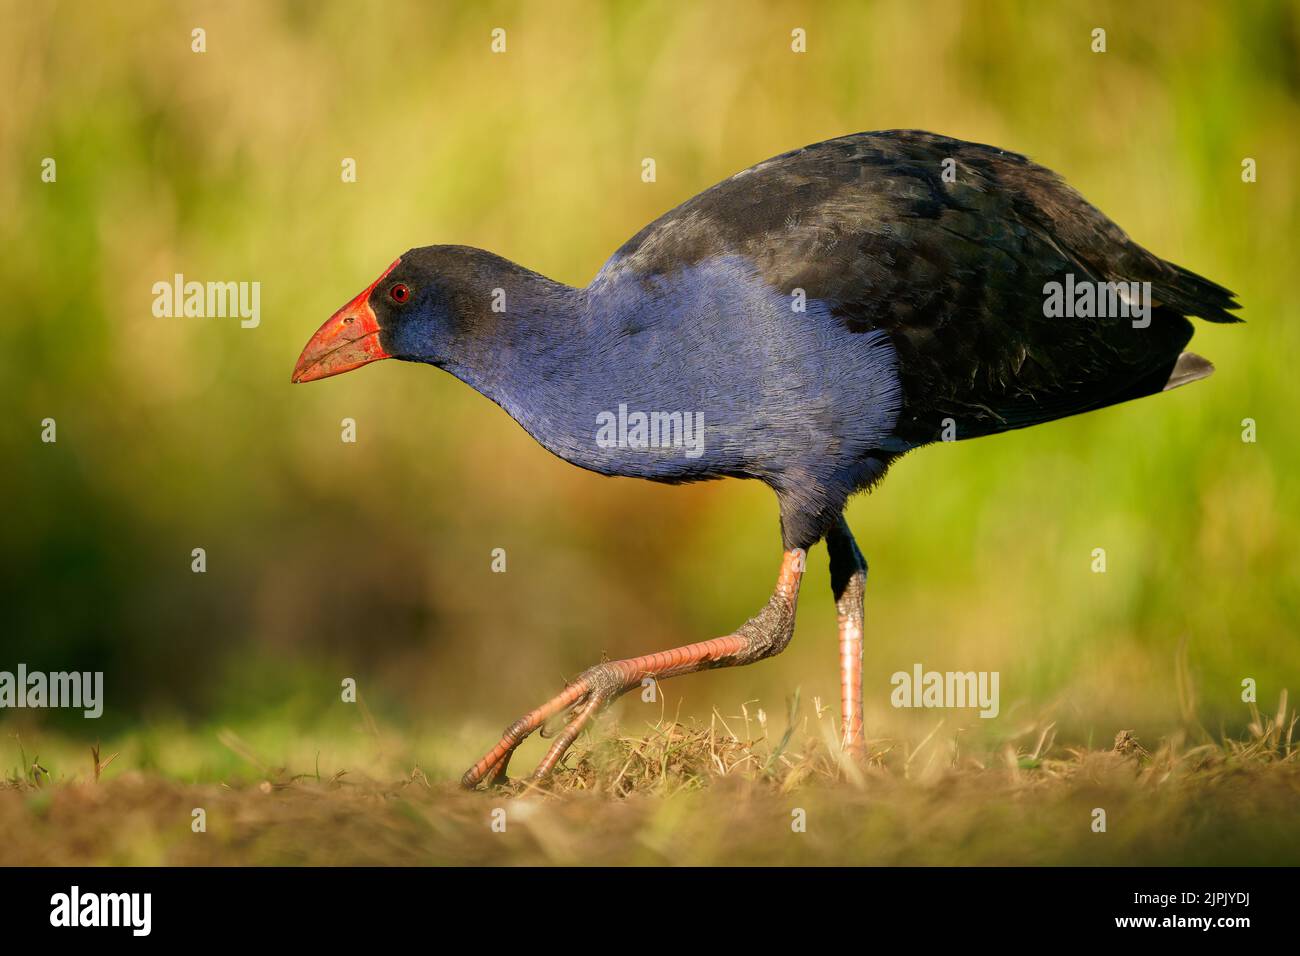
433,259 -> 753,481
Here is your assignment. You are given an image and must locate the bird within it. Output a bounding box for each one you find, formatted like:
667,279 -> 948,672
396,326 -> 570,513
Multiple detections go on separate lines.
291,130 -> 1240,788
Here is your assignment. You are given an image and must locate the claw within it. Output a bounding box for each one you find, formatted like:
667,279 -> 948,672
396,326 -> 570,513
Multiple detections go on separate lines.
531,694 -> 602,780
539,694 -> 590,738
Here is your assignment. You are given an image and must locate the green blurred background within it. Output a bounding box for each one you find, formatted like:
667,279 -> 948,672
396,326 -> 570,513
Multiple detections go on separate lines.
1,0 -> 1296,780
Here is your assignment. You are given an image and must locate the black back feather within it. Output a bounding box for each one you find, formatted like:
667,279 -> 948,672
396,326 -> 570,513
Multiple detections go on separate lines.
608,130 -> 1241,445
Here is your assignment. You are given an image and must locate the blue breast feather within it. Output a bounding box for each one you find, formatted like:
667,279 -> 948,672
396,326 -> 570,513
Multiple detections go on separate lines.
441,256 -> 906,510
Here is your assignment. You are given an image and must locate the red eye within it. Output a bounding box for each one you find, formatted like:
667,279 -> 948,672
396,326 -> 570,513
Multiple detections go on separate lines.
389,283 -> 410,303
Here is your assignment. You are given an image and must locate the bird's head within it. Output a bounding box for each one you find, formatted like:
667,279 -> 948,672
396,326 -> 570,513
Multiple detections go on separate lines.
291,246 -> 499,384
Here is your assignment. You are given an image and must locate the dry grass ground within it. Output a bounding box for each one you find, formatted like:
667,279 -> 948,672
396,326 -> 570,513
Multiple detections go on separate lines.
3,695 -> 1297,866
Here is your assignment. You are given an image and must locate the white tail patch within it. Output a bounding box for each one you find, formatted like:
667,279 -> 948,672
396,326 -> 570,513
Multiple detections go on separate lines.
1163,351 -> 1215,391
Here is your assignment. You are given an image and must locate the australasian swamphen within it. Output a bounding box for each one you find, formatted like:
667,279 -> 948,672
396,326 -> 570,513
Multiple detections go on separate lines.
292,130 -> 1240,788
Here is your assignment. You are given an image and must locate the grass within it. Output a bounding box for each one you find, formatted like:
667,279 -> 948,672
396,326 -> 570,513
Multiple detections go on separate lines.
3,692 -> 1296,866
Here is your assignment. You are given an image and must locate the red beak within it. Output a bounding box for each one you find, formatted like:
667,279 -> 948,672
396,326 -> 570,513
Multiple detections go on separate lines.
292,258 -> 401,384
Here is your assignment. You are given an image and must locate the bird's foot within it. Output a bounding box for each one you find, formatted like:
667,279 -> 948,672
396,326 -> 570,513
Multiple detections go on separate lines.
460,636 -> 751,789
459,550 -> 805,790
840,732 -> 867,763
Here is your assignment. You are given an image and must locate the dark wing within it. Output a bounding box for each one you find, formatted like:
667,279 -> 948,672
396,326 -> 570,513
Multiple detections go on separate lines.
605,130 -> 1241,445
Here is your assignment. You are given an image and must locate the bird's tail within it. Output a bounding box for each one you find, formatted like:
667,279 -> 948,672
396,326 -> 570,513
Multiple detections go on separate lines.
1155,263 -> 1242,324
